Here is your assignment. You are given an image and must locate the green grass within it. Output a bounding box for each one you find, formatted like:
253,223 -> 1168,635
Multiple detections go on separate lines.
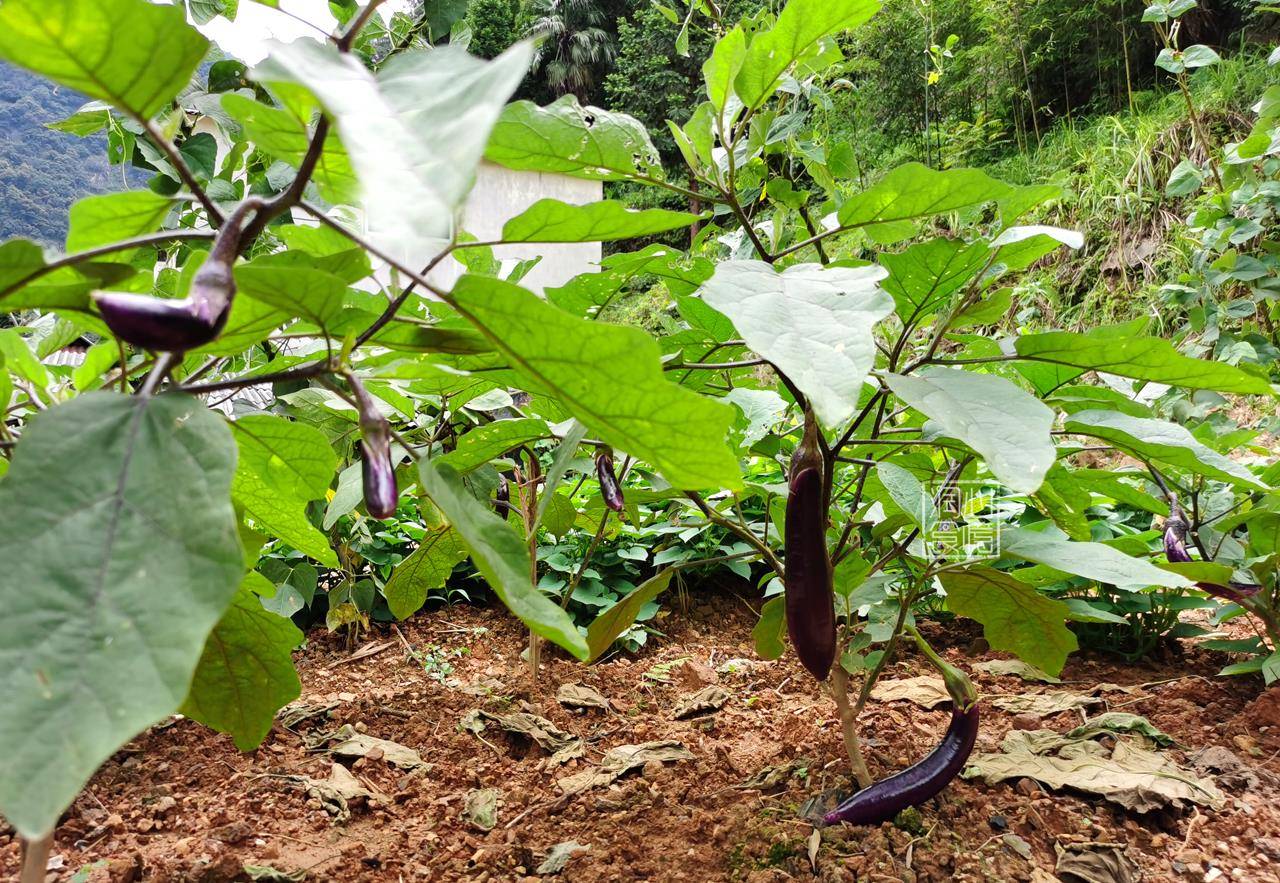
985,52 -> 1276,327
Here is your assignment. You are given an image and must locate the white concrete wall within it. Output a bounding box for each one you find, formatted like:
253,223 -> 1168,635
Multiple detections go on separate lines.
429,161 -> 603,294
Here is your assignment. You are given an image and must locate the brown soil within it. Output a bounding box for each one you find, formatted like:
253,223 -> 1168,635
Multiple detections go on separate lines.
4,594 -> 1280,883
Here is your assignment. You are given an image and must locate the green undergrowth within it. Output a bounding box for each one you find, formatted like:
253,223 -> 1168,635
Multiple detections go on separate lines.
989,51 -> 1276,327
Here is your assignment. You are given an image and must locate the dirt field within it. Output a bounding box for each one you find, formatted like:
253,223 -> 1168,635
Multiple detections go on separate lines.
4,592 -> 1280,882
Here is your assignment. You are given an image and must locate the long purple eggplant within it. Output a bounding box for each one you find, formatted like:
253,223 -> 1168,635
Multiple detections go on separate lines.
1164,502 -> 1260,603
823,702 -> 980,826
349,375 -> 398,519
595,448 -> 625,512
94,198 -> 261,352
785,414 -> 835,681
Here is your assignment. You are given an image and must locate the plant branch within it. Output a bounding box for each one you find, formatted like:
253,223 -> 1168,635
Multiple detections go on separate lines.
664,358 -> 766,372
181,361 -> 333,395
141,119 -> 223,224
0,230 -> 217,303
240,116 -> 332,246
338,0 -> 389,51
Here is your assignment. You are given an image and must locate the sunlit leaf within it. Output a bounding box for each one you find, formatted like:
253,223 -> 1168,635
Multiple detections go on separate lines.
1001,526 -> 1193,590
0,0 -> 208,120
1014,325 -> 1273,394
451,275 -> 740,490
1064,410 -> 1268,491
885,368 -> 1055,494
485,94 -> 664,181
254,41 -> 532,264
501,199 -> 703,242
700,261 -> 892,426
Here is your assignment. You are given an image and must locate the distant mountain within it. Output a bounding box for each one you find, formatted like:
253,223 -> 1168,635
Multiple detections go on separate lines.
0,62 -> 136,248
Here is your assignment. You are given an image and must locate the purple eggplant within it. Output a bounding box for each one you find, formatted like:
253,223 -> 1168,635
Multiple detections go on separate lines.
349,375 -> 398,519
1164,503 -> 1261,603
595,448 -> 625,512
93,198 -> 260,352
785,414 -> 835,681
823,702 -> 980,827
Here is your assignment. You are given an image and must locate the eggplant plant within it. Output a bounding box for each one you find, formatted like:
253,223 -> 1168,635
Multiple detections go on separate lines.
0,0 -> 1276,874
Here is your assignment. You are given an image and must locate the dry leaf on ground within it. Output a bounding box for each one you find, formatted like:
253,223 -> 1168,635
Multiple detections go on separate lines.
462,787 -> 502,831
327,724 -> 427,769
556,683 -> 610,711
557,740 -> 694,795
992,692 -> 1103,717
460,709 -> 585,765
964,730 -> 1224,812
672,685 -> 730,719
975,659 -> 1062,683
1054,841 -> 1141,883
870,675 -> 950,709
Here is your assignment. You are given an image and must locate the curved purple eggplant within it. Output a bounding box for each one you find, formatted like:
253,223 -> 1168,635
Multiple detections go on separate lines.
93,292 -> 233,352
785,415 -> 835,681
595,449 -> 625,512
349,375 -> 398,519
823,702 -> 980,826
93,199 -> 260,352
1164,503 -> 1260,603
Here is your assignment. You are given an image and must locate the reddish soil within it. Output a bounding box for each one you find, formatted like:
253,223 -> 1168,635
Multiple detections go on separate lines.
3,593 -> 1280,882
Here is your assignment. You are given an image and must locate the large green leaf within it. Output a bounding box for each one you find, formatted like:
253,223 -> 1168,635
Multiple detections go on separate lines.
485,95 -> 664,181
0,0 -> 208,120
1014,325 -> 1273,395
879,238 -> 988,321
703,25 -> 746,111
501,199 -> 703,242
586,569 -> 674,661
1064,410 -> 1268,491
0,393 -> 242,838
941,567 -> 1077,676
700,261 -> 892,426
752,595 -> 787,660
1000,526 -> 1193,590
66,191 -> 172,252
418,459 -> 588,659
884,368 -> 1055,494
234,262 -> 348,331
733,0 -> 881,109
437,417 -> 549,474
383,525 -> 470,619
450,275 -> 740,490
254,41 -> 531,263
181,572 -> 303,751
837,164 -> 1017,243
230,415 -> 339,567
0,239 -> 47,308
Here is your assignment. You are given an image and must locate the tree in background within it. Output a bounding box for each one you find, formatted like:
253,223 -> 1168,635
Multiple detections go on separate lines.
465,0 -> 524,60
524,0 -> 617,101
